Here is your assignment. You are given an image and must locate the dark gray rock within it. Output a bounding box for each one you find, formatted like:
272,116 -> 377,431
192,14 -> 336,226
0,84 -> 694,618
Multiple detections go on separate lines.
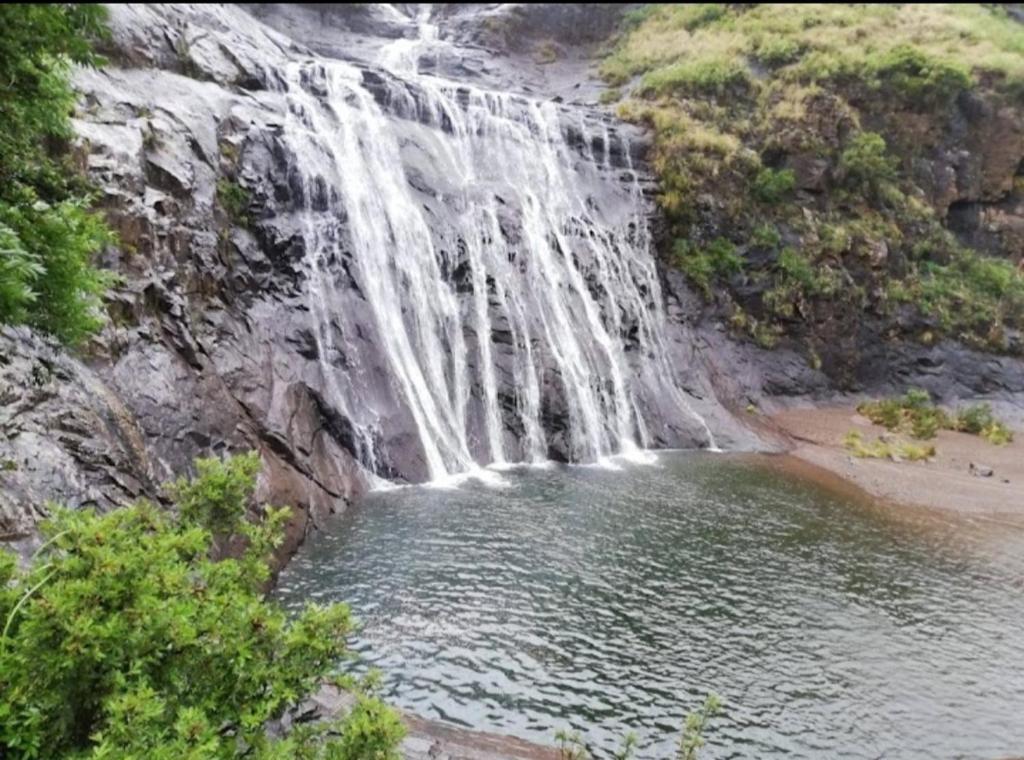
969,462 -> 994,478
0,327 -> 155,554
5,2 -> 1023,567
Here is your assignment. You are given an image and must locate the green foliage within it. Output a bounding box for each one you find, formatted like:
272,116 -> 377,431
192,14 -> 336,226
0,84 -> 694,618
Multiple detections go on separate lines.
843,430 -> 936,461
752,167 -> 795,204
891,246 -> 1024,351
752,223 -> 781,249
951,403 -> 1014,445
640,59 -> 750,98
750,36 -> 804,67
677,694 -> 721,760
766,247 -> 840,314
604,4 -> 1024,358
217,179 -> 252,226
673,238 -> 743,297
857,388 -> 946,440
0,453 -> 405,759
0,197 -> 115,344
839,132 -> 896,197
534,39 -> 559,64
864,45 -> 971,107
981,422 -> 1014,446
555,694 -> 720,760
857,390 -> 1015,446
0,5 -> 114,345
672,4 -> 727,32
166,452 -> 262,538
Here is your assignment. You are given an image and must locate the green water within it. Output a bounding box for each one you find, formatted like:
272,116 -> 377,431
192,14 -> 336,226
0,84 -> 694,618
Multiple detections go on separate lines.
275,453 -> 1024,758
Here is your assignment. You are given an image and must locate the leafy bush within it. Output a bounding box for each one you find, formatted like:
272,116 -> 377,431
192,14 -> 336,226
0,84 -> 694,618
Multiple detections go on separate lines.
857,389 -> 946,440
981,422 -> 1014,446
839,132 -> 896,196
952,403 -> 1014,445
750,36 -> 804,67
673,237 -> 743,297
858,390 -> 1014,445
0,197 -> 114,344
0,453 -> 406,759
773,247 -> 839,299
900,248 -> 1024,349
640,59 -> 750,98
0,5 -> 115,345
217,179 -> 252,226
865,45 -> 971,107
753,167 -> 795,204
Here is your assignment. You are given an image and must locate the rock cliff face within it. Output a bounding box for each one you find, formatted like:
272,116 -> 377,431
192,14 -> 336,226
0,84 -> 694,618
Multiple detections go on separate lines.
2,3 -> 1023,556
0,3 -> 732,555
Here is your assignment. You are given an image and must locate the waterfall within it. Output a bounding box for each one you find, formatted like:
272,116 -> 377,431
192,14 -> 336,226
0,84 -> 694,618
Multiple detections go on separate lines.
280,6 -> 714,482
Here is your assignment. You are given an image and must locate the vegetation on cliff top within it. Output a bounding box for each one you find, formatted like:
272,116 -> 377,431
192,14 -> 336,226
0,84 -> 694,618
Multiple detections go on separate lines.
602,4 -> 1024,378
0,5 -> 114,345
0,453 -> 405,759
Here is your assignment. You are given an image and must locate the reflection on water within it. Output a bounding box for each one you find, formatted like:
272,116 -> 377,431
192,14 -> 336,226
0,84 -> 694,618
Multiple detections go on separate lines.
275,453 -> 1024,759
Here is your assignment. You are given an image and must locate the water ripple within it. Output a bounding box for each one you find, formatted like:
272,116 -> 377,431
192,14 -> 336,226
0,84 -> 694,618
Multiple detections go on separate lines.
275,453 -> 1024,759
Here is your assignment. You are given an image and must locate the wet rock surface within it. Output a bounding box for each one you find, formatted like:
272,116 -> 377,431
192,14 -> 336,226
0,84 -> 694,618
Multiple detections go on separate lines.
3,2 -> 1023,559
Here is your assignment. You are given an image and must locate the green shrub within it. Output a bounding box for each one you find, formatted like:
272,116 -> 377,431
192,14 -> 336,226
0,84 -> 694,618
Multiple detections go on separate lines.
752,223 -> 781,249
839,132 -> 896,196
0,5 -> 115,345
750,36 -> 804,67
952,403 -> 1014,445
217,179 -> 252,226
673,237 -> 743,297
859,391 -> 1014,445
674,4 -> 727,32
903,248 -> 1024,347
982,422 -> 1014,446
866,45 -> 971,107
952,403 -> 996,435
0,198 -> 115,345
753,167 -> 795,204
0,453 -> 406,759
858,389 -> 947,440
640,59 -> 750,98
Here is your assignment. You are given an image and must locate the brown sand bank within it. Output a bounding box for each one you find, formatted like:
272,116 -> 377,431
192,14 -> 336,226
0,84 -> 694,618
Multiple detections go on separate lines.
766,406 -> 1024,526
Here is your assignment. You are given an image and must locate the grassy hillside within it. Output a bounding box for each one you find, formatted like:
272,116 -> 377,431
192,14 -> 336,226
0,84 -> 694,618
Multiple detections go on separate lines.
601,4 -> 1024,380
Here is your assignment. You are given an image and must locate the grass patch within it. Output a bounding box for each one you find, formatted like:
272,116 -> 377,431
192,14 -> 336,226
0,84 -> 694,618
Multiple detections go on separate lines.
858,389 -> 1015,445
640,59 -> 750,98
844,430 -> 935,461
603,4 -> 1024,359
604,5 -> 1024,92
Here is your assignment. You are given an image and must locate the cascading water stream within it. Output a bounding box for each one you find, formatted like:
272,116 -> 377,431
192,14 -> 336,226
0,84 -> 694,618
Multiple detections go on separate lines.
282,5 -> 715,483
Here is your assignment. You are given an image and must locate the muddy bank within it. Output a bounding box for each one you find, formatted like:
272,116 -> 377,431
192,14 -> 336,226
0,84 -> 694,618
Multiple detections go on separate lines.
766,407 -> 1024,526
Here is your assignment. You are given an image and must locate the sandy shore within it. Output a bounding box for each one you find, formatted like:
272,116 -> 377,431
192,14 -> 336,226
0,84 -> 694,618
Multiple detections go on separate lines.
766,406 -> 1024,525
